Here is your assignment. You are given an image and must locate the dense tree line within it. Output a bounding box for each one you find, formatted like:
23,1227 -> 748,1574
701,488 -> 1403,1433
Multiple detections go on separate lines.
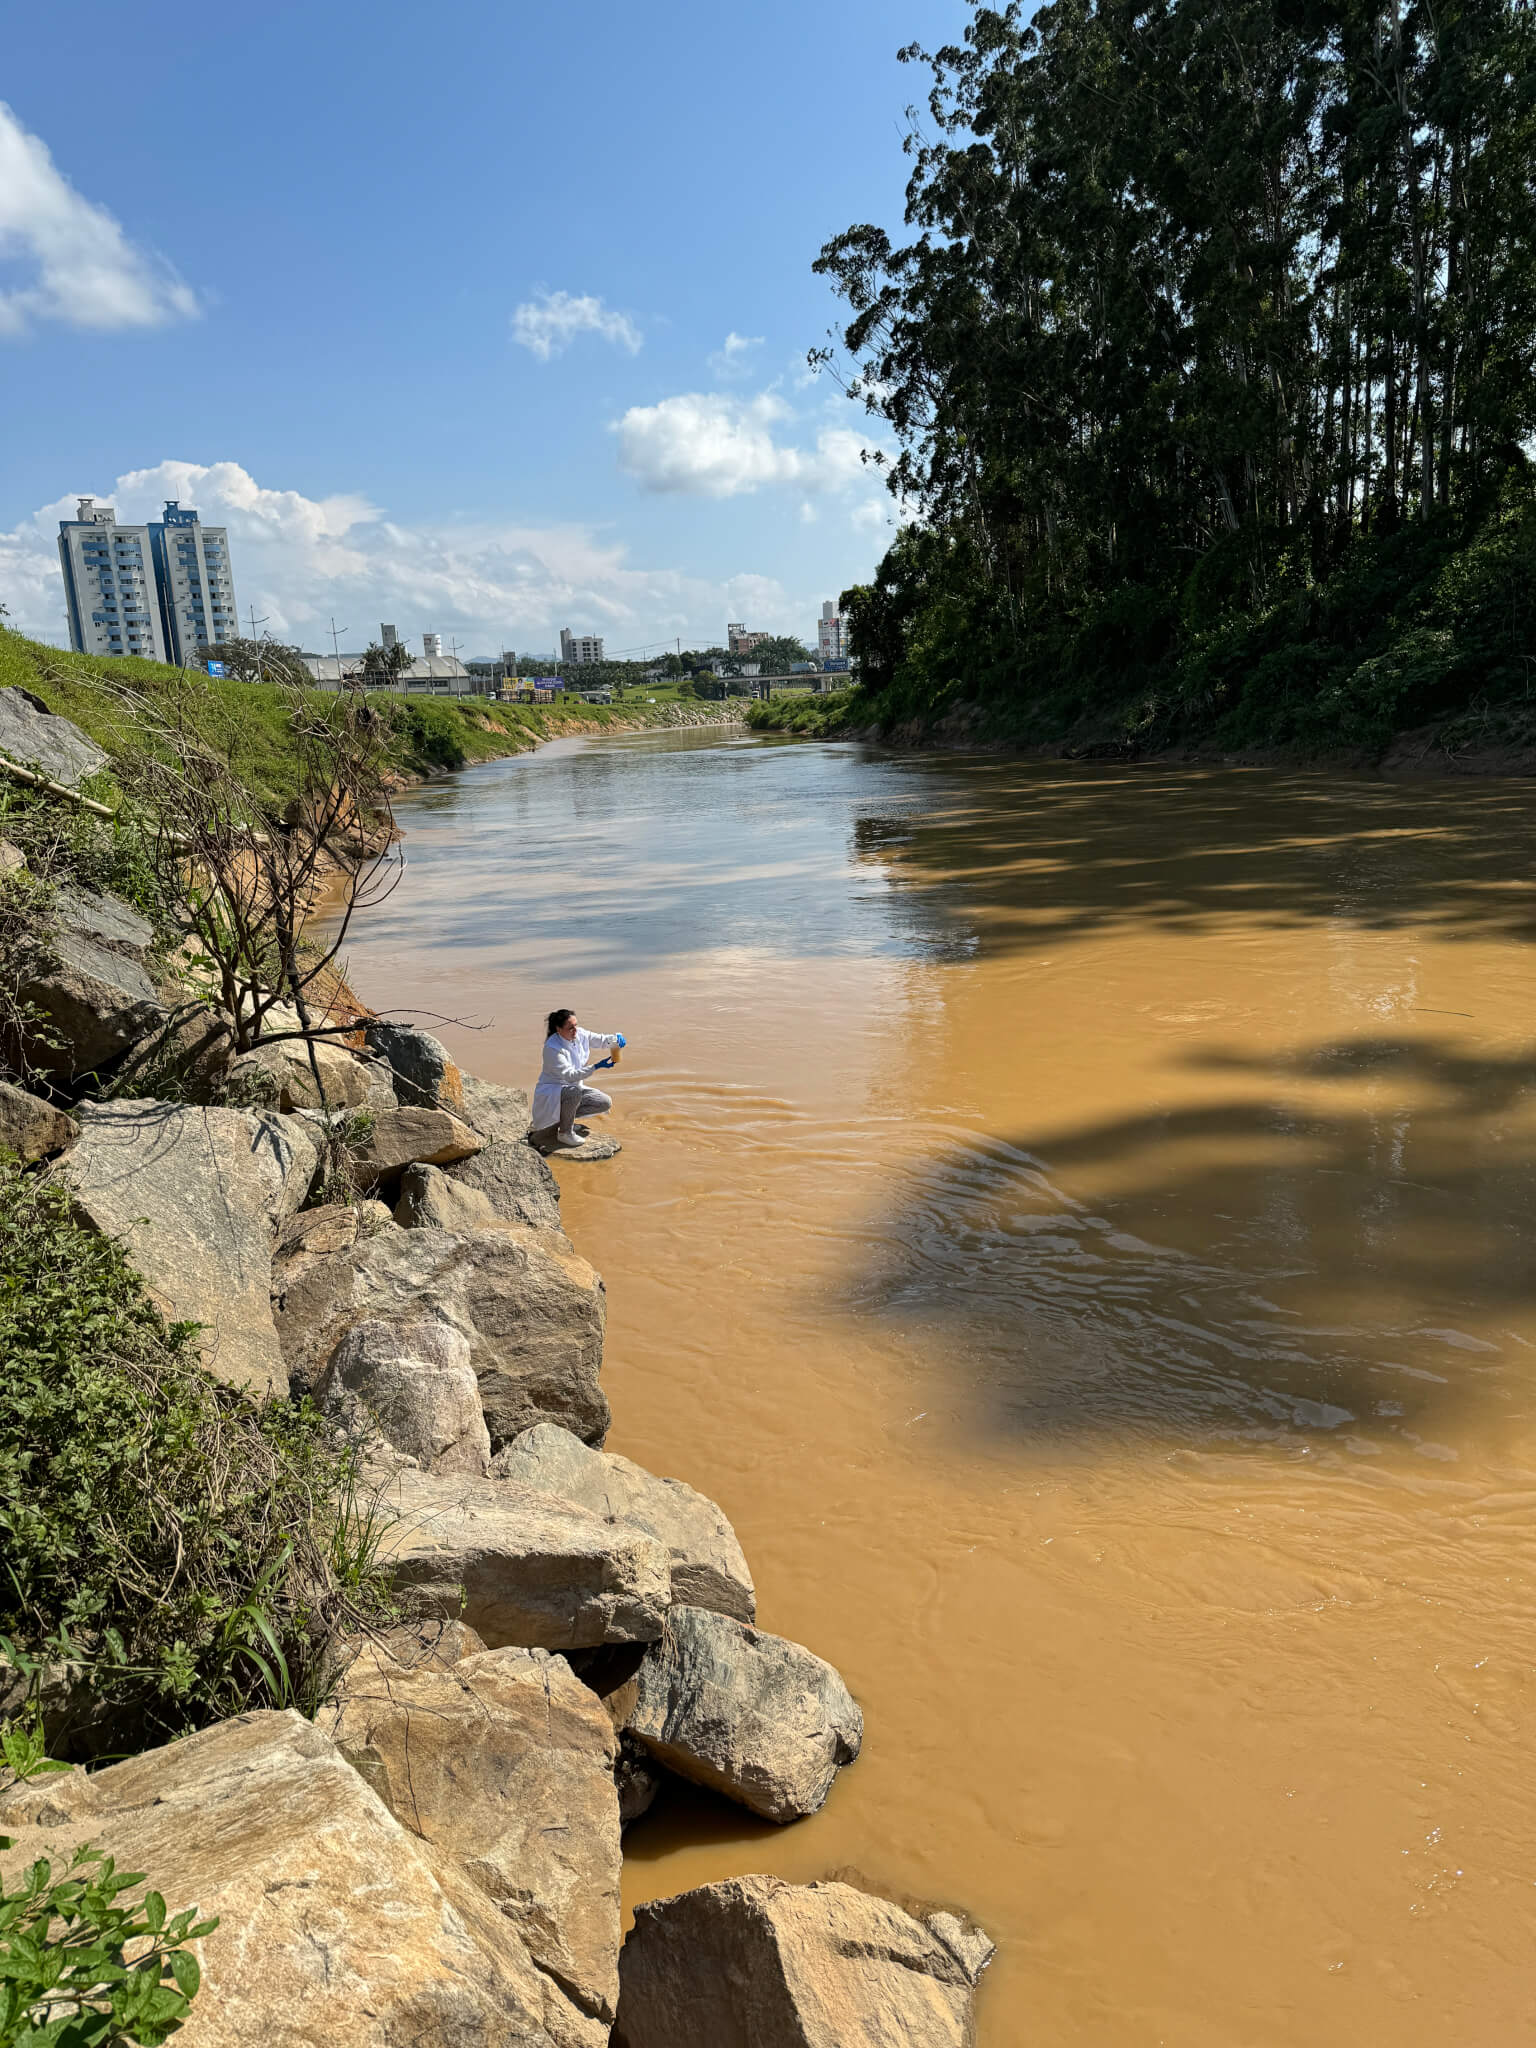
822,0 -> 1536,750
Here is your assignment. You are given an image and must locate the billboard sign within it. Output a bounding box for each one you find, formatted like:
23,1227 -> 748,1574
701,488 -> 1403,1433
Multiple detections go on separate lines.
205,660 -> 227,677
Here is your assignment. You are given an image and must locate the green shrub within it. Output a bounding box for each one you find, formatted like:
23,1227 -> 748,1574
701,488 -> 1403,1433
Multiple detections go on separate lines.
389,698 -> 467,771
0,1833 -> 216,2047
0,1161 -> 393,1753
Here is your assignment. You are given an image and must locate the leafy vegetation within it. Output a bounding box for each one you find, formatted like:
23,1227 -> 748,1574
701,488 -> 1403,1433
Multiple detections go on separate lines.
743,688 -> 865,736
0,1160 -> 394,1754
817,0 -> 1536,758
0,631 -> 717,803
0,1831 -> 216,2048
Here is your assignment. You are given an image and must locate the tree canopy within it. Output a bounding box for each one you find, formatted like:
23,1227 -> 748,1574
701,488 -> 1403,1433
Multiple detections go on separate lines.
819,0 -> 1536,752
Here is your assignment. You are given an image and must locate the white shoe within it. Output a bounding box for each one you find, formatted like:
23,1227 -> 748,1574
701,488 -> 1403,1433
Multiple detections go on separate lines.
555,1130 -> 587,1149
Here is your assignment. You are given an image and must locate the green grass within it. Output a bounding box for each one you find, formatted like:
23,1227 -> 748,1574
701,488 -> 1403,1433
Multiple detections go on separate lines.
0,631 -> 737,802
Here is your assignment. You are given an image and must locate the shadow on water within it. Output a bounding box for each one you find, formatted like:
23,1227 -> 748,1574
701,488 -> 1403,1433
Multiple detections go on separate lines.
842,1033 -> 1536,1458
855,758 -> 1536,957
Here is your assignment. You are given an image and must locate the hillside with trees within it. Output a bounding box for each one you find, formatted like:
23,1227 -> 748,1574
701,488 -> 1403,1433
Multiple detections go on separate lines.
819,0 -> 1536,760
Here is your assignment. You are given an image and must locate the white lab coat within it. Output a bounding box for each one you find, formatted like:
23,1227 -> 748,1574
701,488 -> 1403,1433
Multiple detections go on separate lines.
531,1028 -> 619,1131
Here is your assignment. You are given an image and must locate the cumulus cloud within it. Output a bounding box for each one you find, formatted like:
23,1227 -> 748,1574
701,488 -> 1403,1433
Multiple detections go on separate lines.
511,289 -> 642,361
0,102 -> 200,337
707,330 -> 764,377
0,459 -> 806,653
615,391 -> 875,499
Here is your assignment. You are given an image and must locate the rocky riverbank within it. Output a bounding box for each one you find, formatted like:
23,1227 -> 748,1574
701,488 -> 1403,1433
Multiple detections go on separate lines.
0,687 -> 992,2046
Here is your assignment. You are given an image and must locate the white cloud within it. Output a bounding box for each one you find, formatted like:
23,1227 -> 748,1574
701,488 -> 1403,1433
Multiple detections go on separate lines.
0,103 -> 200,337
511,289 -> 642,361
707,330 -> 764,377
615,391 -> 875,499
0,459 -> 811,654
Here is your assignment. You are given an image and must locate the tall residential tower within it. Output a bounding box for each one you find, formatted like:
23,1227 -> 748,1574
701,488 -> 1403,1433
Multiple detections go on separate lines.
57,500 -> 167,661
58,498 -> 239,664
149,502 -> 239,665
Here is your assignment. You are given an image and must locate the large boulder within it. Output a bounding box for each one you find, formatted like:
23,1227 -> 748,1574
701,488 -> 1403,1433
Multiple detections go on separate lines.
628,1606 -> 862,1823
395,1160 -> 499,1233
318,1317 -> 491,1475
446,1073 -> 563,1231
0,686 -> 108,787
348,1106 -> 484,1188
366,1020 -> 466,1111
0,1077 -> 77,1161
0,1709 -> 577,2047
229,1034 -> 372,1113
492,1424 -> 755,1623
449,1138 -> 565,1230
327,1645 -> 622,2045
377,1464 -> 670,1650
61,1101 -> 314,1398
272,1219 -> 609,1446
22,883 -> 166,1078
613,1875 -> 995,2048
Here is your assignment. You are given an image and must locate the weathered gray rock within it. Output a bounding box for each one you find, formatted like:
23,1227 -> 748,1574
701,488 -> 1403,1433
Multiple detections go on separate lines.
0,1078 -> 77,1161
458,1071 -> 533,1142
327,1645 -> 622,2044
628,1606 -> 862,1823
0,687 -> 108,788
0,1709 -> 576,2047
377,1464 -> 670,1650
613,1875 -> 994,2048
272,1219 -> 610,1446
349,1105 -> 484,1186
449,1076 -> 563,1227
366,1019 -> 466,1110
547,1133 -> 623,1163
0,839 -> 24,875
61,1101 -> 308,1398
395,1160 -> 499,1233
492,1424 -> 754,1623
22,884 -> 166,1077
319,1317 -> 491,1476
448,1137 -> 564,1232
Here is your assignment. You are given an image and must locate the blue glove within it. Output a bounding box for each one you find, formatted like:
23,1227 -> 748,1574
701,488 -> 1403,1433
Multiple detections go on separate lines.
615,1033 -> 627,1048
593,1056 -> 615,1070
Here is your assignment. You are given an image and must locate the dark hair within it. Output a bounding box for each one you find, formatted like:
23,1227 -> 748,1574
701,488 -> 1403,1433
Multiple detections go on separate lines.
546,1008 -> 575,1037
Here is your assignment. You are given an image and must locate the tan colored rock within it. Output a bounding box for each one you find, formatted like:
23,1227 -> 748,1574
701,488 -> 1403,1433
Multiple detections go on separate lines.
492,1423 -> 755,1623
348,1106 -> 483,1187
61,1101 -> 305,1398
0,1709 -> 578,2046
329,1645 -> 622,2043
231,1035 -> 372,1113
0,838 -> 25,875
628,1606 -> 862,1823
0,1077 -> 77,1161
395,1161 -> 499,1232
319,1317 -> 491,1476
272,1220 -> 609,1446
613,1875 -> 995,2048
377,1463 -> 669,1650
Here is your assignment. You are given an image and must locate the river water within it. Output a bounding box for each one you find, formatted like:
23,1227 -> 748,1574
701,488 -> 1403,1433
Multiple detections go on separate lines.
343,725 -> 1536,2045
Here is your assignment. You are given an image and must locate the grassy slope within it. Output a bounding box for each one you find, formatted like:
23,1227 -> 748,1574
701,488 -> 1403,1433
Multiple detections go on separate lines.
1,632 -> 733,802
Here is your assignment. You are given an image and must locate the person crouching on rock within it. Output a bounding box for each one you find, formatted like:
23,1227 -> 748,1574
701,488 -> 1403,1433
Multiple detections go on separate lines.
530,1008 -> 627,1152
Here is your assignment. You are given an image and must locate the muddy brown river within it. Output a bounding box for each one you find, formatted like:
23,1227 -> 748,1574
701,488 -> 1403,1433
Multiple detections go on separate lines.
343,726 -> 1536,2045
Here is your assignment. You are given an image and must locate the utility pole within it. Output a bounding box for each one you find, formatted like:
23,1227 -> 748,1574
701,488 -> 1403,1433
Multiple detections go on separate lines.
449,635 -> 462,698
247,605 -> 270,681
329,618 -> 349,693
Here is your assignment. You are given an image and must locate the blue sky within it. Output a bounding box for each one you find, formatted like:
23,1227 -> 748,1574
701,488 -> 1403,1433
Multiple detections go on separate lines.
1,1 -> 967,658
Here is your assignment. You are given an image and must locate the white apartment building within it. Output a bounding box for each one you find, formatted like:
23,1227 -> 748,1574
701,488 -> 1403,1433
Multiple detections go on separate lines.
559,627 -> 605,665
817,600 -> 850,663
150,502 -> 239,665
58,500 -> 168,661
